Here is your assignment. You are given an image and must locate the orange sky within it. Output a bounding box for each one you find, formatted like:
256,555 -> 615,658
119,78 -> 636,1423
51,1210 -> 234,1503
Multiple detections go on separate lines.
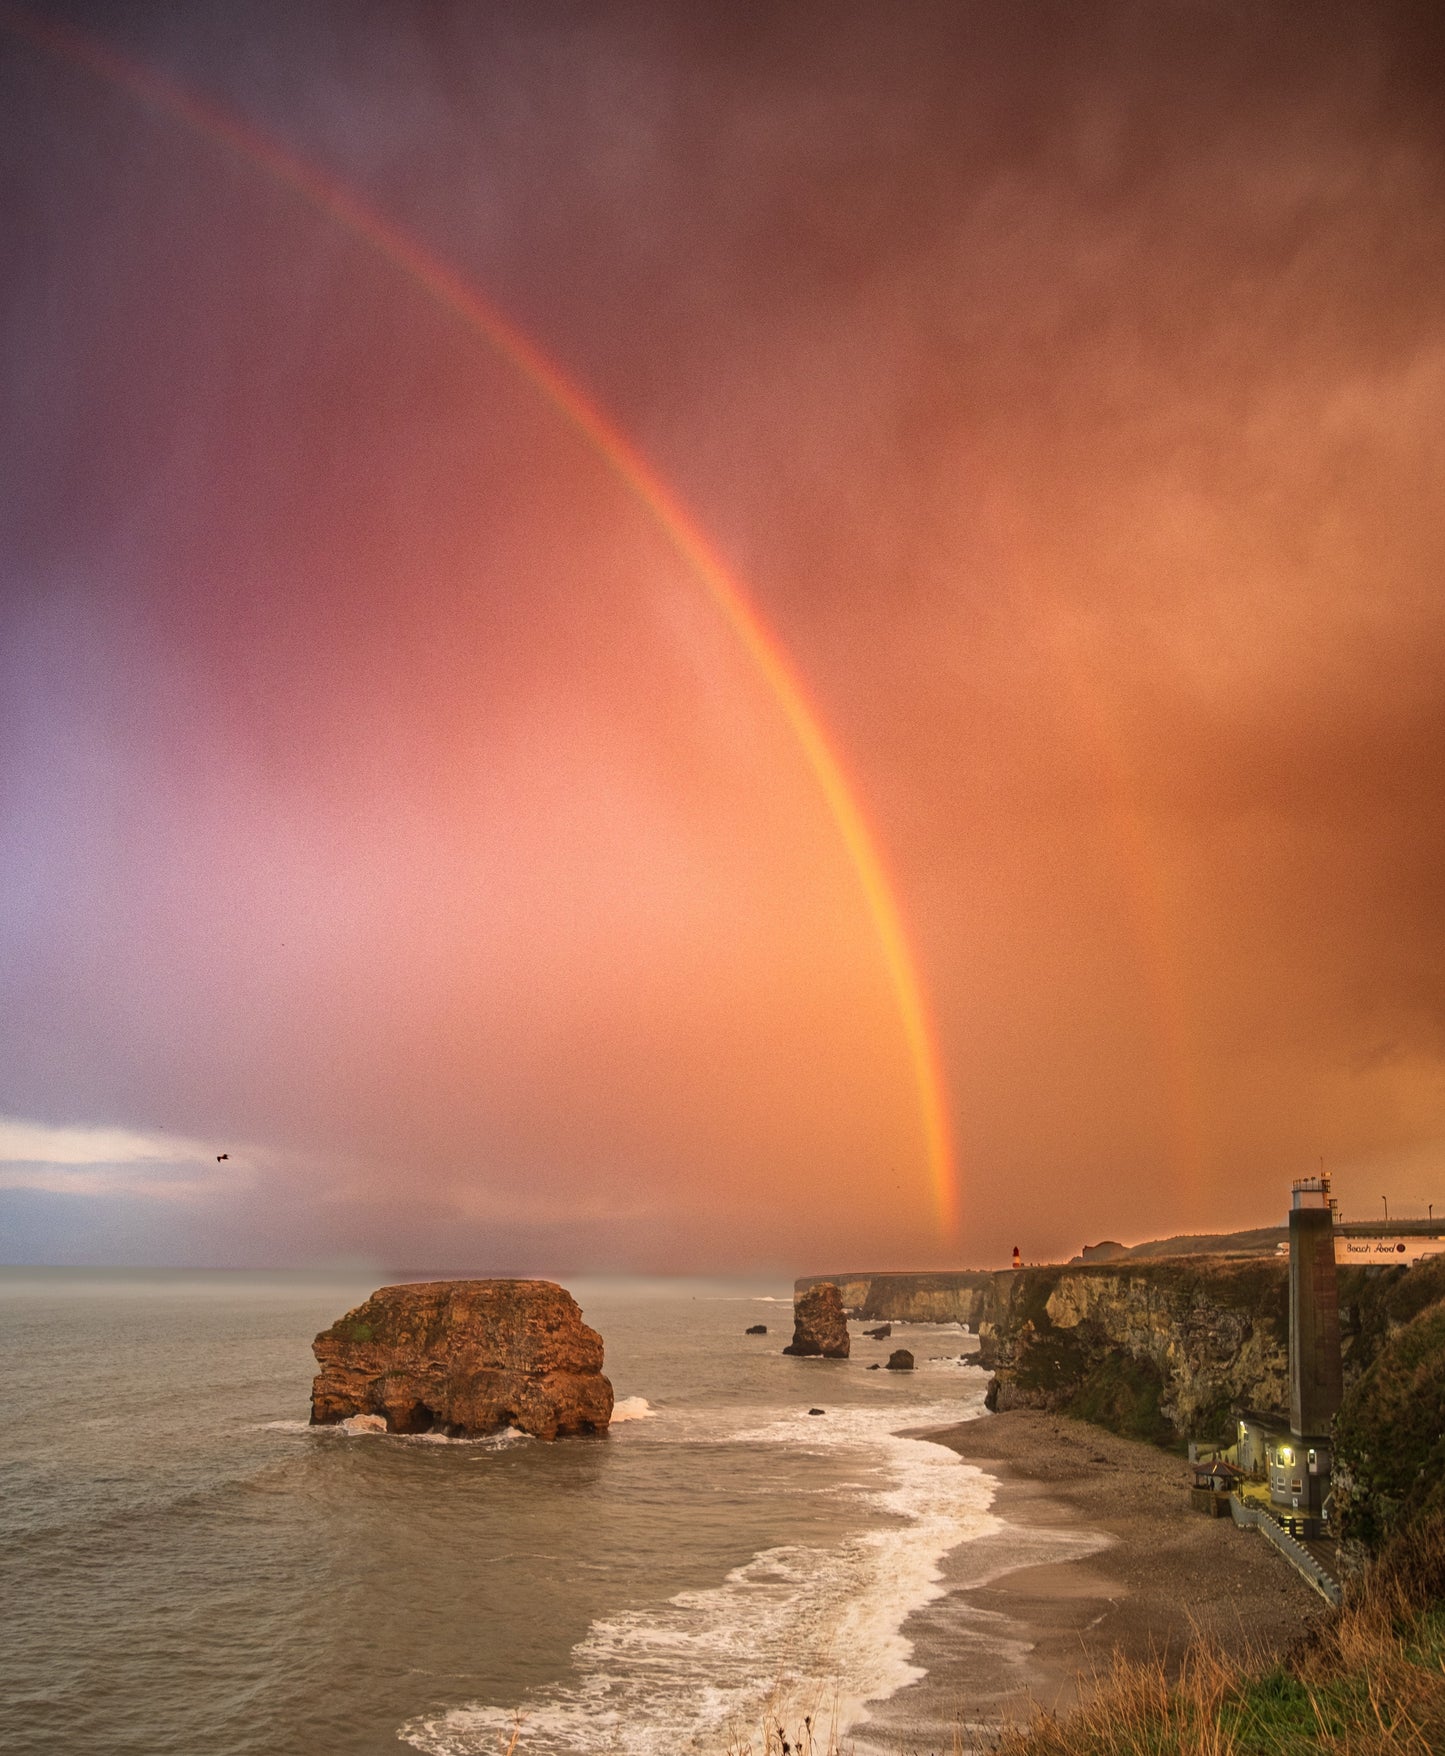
2,1 -> 1444,1272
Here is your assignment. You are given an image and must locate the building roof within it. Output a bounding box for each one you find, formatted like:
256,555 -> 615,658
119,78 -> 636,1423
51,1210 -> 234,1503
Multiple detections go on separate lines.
1236,1407 -> 1291,1430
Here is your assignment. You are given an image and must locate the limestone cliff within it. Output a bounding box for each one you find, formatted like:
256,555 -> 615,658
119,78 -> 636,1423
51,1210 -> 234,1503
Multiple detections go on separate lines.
798,1261 -> 1290,1442
798,1270 -> 996,1327
310,1279 -> 613,1440
989,1258 -> 1295,1441
796,1257 -> 1436,1446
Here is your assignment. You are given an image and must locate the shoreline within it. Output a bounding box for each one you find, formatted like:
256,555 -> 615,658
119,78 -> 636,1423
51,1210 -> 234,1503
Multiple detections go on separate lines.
854,1409 -> 1324,1751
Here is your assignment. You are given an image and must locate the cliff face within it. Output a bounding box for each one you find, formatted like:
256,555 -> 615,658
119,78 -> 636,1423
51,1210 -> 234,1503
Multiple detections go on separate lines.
797,1271 -> 996,1327
799,1260 -> 1290,1442
993,1259 -> 1292,1442
310,1279 -> 614,1440
797,1252 -> 1445,1505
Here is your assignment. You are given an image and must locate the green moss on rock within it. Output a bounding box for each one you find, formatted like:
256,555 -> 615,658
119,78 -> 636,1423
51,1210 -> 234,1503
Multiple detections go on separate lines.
1066,1350 -> 1174,1445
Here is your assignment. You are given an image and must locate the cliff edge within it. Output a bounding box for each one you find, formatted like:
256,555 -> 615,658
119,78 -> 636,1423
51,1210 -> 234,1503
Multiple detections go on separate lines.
796,1256 -> 1443,1450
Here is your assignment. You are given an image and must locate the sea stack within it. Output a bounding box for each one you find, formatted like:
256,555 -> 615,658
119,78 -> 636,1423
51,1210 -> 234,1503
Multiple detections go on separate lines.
783,1281 -> 850,1358
310,1279 -> 613,1440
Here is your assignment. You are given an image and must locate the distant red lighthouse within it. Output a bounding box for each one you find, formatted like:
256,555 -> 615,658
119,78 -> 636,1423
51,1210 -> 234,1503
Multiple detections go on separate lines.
1011,1246 -> 1021,1268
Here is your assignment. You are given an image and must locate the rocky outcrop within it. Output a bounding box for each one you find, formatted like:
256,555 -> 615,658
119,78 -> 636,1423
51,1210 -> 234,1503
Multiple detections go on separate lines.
865,1324 -> 891,1339
783,1282 -> 849,1358
885,1348 -> 914,1371
745,1324 -> 768,1335
310,1279 -> 613,1440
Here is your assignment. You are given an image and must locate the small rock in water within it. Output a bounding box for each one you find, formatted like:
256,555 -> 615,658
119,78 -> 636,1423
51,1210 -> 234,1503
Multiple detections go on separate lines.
885,1349 -> 915,1371
807,1407 -> 826,1416
745,1324 -> 768,1335
867,1363 -> 881,1371
865,1324 -> 892,1340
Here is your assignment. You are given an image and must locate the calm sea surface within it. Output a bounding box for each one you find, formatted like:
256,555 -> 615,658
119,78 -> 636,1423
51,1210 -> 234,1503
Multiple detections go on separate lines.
1,1270 -> 1004,1755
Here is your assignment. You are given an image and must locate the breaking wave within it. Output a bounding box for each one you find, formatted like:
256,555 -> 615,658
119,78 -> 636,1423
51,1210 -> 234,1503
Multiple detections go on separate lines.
610,1395 -> 655,1422
400,1395 -> 995,1755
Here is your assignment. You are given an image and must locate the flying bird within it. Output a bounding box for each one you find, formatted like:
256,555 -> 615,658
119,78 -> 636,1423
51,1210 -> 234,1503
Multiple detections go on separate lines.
216,1152 -> 229,1162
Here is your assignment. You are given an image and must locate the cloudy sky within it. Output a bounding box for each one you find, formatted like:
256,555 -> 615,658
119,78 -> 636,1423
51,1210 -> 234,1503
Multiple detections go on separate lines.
2,0 -> 1443,1272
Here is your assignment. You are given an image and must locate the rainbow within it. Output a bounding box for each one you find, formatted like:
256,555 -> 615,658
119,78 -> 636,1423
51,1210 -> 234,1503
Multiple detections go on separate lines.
2,4 -> 959,1235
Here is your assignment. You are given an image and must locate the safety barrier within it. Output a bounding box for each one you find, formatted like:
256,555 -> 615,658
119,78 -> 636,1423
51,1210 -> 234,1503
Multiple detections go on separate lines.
1229,1494 -> 1341,1605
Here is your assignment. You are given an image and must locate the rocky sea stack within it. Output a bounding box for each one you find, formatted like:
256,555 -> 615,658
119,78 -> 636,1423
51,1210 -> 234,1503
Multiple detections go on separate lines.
783,1281 -> 850,1358
310,1279 -> 613,1440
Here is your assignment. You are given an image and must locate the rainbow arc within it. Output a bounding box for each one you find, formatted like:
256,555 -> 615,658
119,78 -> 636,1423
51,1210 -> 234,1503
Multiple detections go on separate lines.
2,3 -> 959,1235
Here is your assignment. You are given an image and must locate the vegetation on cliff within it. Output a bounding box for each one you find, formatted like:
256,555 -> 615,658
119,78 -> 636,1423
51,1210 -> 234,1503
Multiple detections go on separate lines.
1333,1254 -> 1445,1551
985,1258 -> 1290,1446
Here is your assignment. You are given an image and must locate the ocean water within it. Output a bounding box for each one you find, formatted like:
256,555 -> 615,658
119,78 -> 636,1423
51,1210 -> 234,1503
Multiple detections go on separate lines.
1,1270 -> 1010,1756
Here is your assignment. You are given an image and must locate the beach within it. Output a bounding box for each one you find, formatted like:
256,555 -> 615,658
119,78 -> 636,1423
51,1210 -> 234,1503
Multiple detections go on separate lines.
903,1409 -> 1324,1737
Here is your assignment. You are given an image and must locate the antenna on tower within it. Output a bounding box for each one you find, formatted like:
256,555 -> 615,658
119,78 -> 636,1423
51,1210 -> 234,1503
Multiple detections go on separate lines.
1315,1156 -> 1339,1220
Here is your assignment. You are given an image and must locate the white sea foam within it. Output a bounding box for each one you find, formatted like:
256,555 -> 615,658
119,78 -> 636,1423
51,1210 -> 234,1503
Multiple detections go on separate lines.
399,1392 -> 996,1756
341,1413 -> 388,1435
404,1426 -> 531,1448
259,1416 -> 530,1447
610,1395 -> 655,1422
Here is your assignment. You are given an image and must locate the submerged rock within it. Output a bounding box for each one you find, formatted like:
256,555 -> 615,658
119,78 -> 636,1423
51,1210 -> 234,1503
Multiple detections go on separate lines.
885,1349 -> 915,1371
865,1324 -> 892,1340
783,1282 -> 850,1358
746,1324 -> 768,1335
310,1279 -> 613,1441
808,1407 -> 826,1416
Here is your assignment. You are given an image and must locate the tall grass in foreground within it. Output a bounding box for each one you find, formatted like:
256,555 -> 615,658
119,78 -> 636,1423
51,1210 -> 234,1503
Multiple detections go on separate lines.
994,1515 -> 1445,1756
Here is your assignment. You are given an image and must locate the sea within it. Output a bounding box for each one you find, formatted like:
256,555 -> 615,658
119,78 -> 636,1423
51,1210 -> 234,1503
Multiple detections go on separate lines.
0,1269 -> 1089,1756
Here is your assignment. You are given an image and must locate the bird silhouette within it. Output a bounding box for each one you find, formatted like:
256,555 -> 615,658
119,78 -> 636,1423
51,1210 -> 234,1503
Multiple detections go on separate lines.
216,1152 -> 229,1162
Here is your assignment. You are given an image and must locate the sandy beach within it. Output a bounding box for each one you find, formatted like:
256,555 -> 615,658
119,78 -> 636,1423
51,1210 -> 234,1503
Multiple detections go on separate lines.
858,1409 -> 1325,1751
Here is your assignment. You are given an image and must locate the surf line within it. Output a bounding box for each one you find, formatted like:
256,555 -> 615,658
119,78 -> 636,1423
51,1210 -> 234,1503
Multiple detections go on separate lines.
3,4 -> 959,1237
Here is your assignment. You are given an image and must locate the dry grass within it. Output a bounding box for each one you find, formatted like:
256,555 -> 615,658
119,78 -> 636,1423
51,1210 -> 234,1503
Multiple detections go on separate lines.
991,1516 -> 1445,1756
720,1682 -> 849,1756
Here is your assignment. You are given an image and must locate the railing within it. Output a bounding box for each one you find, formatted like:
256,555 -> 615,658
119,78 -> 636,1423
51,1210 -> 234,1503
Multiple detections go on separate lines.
1229,1494 -> 1342,1605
